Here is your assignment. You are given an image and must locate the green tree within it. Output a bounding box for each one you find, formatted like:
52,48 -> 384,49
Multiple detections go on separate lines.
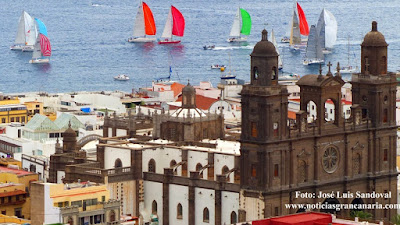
392,214 -> 400,225
350,210 -> 372,220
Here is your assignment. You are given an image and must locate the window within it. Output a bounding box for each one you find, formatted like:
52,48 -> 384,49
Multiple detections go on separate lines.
222,166 -> 230,182
274,164 -> 279,177
71,200 -> 82,207
203,207 -> 209,222
383,109 -> 388,123
16,117 -> 19,122
273,122 -> 279,137
10,117 -> 14,122
177,203 -> 183,219
109,210 -> 116,222
1,118 -> 5,123
196,163 -> 203,178
102,196 -> 105,202
36,105 -> 40,108
231,211 -> 237,224
251,122 -> 257,137
384,149 -> 388,162
275,207 -> 279,216
148,159 -> 156,173
251,164 -> 257,177
272,67 -> 277,80
253,67 -> 259,80
58,202 -> 63,207
152,200 -> 157,214
114,158 -> 122,168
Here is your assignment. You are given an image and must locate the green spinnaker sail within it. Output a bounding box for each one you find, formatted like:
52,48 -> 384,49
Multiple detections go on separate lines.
240,8 -> 251,35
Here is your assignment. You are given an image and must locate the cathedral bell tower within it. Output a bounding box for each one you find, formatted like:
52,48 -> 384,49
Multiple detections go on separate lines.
240,29 -> 289,189
352,21 -> 396,127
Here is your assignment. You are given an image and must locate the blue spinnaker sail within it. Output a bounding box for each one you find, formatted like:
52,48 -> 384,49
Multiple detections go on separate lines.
35,18 -> 48,37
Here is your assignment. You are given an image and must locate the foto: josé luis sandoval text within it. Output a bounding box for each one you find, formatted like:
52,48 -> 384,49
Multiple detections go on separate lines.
295,191 -> 391,199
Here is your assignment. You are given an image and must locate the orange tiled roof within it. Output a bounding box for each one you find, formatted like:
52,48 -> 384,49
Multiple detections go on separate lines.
171,82 -> 186,97
176,95 -> 218,110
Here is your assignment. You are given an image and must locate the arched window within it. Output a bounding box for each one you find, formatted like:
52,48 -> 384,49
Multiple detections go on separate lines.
170,160 -> 177,175
272,67 -> 277,80
109,210 -> 116,222
222,166 -> 230,182
148,159 -> 156,173
353,153 -> 361,175
114,158 -> 122,168
203,207 -> 209,222
251,164 -> 257,177
306,101 -> 317,123
196,163 -> 203,178
177,203 -> 183,219
253,67 -> 259,80
230,211 -> 237,224
152,200 -> 157,214
324,99 -> 335,122
383,108 -> 388,123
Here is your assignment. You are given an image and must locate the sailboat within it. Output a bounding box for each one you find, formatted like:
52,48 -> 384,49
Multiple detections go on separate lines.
29,18 -> 51,64
338,37 -> 358,74
227,8 -> 251,42
270,29 -> 283,70
282,2 -> 309,46
10,11 -> 37,51
316,8 -> 337,54
128,1 -> 156,43
303,25 -> 324,65
158,5 -> 185,44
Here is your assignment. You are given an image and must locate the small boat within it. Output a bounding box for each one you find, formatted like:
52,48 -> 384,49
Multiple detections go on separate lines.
158,5 -> 185,44
336,37 -> 358,74
128,1 -> 156,43
10,11 -> 37,51
203,45 -> 215,50
227,8 -> 251,42
279,72 -> 300,81
29,18 -> 51,64
316,8 -> 337,54
303,25 -> 324,65
270,29 -> 283,70
114,74 -> 130,81
211,64 -> 225,69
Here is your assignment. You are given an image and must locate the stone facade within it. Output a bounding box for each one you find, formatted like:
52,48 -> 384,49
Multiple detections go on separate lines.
240,24 -> 397,222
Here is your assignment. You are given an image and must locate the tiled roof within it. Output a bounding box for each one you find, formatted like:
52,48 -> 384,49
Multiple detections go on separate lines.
0,190 -> 26,198
171,82 -> 186,97
176,95 -> 218,110
0,166 -> 35,176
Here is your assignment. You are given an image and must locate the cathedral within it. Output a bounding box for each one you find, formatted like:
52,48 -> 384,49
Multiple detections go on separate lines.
240,21 -> 398,221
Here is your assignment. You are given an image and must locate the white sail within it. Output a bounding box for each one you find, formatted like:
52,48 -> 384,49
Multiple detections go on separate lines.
24,12 -> 37,46
290,8 -> 301,45
132,2 -> 146,37
14,11 -> 26,45
161,9 -> 173,39
229,8 -> 241,38
271,30 -> 283,69
32,35 -> 42,59
324,9 -> 337,49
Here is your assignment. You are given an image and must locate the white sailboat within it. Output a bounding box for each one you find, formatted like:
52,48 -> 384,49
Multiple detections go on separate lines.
10,11 -> 37,51
303,25 -> 324,65
227,8 -> 251,42
158,5 -> 185,44
316,8 -> 337,54
338,37 -> 358,74
29,18 -> 51,64
270,29 -> 283,70
128,1 -> 157,43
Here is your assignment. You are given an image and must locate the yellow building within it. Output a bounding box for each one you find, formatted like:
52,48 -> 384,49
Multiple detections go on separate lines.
0,158 -> 21,169
0,96 -> 28,124
0,165 -> 39,219
23,101 -> 57,121
31,181 -> 121,225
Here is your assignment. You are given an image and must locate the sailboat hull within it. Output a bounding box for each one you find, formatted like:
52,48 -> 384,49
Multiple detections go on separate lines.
22,46 -> 35,52
158,39 -> 181,44
10,45 -> 25,50
128,37 -> 156,43
227,37 -> 247,42
29,58 -> 50,64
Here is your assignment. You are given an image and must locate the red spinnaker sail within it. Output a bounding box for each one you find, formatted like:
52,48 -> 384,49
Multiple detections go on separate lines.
297,2 -> 309,36
171,5 -> 185,37
143,2 -> 156,35
39,34 -> 51,57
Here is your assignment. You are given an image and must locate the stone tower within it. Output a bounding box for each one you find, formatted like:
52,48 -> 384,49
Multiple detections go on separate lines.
62,122 -> 77,152
240,29 -> 289,189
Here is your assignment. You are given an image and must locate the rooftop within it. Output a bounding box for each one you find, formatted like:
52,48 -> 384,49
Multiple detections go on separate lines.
0,166 -> 36,176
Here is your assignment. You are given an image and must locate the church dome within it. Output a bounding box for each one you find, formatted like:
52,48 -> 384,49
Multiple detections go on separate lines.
182,83 -> 195,94
361,21 -> 387,47
251,29 -> 278,57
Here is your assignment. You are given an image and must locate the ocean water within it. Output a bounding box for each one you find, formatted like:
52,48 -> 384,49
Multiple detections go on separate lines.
0,0 -> 399,93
